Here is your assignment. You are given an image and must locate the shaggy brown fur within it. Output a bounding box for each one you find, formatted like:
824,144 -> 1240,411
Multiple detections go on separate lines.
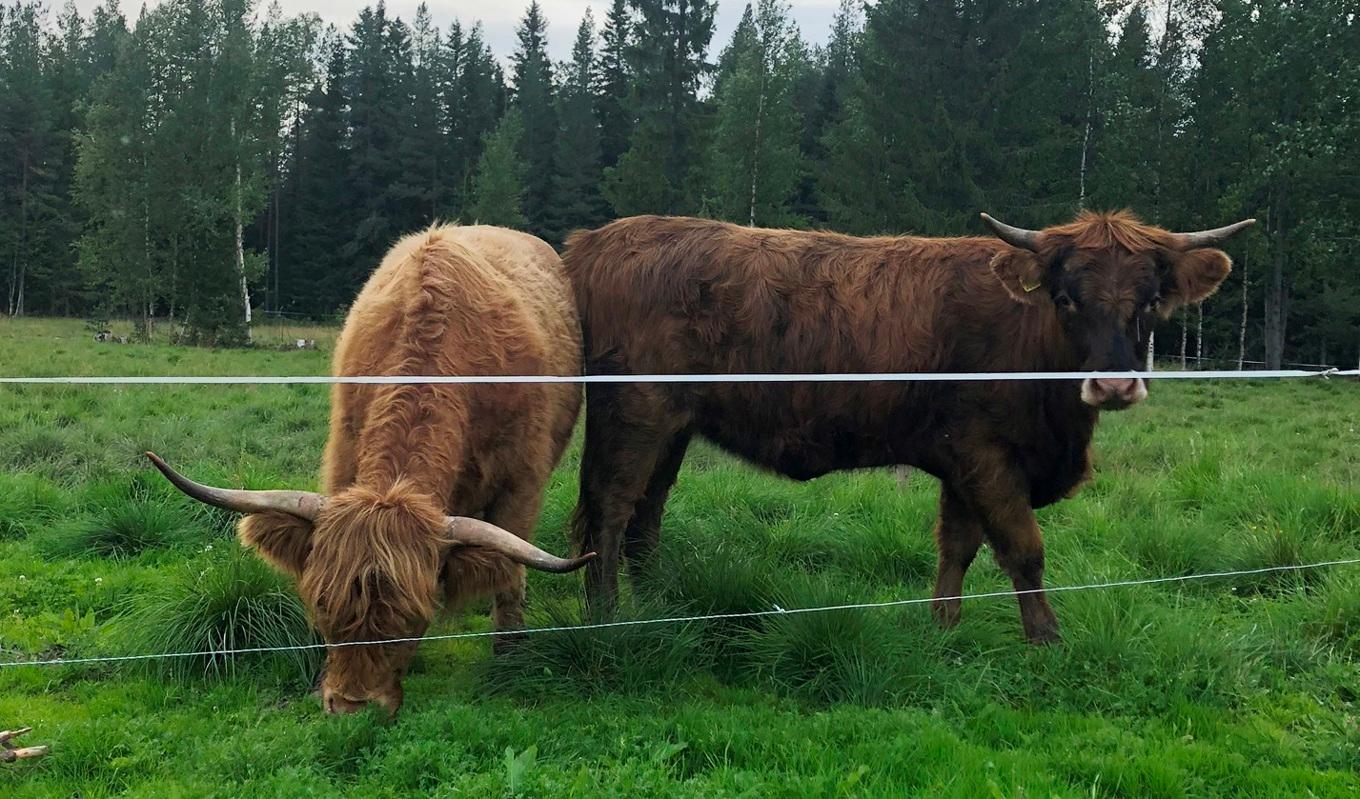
563,211 -> 1232,643
239,225 -> 581,714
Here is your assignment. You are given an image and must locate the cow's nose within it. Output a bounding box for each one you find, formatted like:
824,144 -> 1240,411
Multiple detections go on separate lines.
1081,377 -> 1147,410
323,691 -> 368,715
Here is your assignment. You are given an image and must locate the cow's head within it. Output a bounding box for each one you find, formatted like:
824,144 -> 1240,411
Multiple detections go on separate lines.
145,453 -> 593,717
982,210 -> 1251,410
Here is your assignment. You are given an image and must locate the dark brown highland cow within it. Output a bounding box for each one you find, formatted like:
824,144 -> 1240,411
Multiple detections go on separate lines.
563,211 -> 1252,643
150,225 -> 591,715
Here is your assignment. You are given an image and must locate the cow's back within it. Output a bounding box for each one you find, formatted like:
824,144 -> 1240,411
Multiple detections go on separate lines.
326,225 -> 581,505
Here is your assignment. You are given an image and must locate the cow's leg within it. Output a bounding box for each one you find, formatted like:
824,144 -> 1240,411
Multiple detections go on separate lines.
622,431 -> 692,584
931,484 -> 984,629
481,482 -> 545,655
955,457 -> 1060,644
572,383 -> 686,619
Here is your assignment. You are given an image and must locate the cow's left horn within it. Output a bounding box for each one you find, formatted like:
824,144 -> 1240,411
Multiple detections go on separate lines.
444,516 -> 596,573
980,213 -> 1041,251
1171,219 -> 1256,250
146,452 -> 327,520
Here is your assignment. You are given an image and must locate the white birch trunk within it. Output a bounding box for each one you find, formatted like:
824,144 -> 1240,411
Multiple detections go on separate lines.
233,120 -> 252,340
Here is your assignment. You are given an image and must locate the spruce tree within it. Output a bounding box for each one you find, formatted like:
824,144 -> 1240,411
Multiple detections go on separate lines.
547,10 -> 608,241
447,22 -> 502,219
511,1 -> 557,237
278,34 -> 354,315
408,3 -> 445,223
595,0 -> 633,170
469,110 -> 529,229
604,0 -> 717,215
1,1 -> 58,317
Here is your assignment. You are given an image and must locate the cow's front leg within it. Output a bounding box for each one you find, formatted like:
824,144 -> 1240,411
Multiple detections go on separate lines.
481,482 -> 546,656
956,456 -> 1060,644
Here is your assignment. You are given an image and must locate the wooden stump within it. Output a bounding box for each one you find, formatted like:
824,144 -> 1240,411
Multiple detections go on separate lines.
1,727 -> 49,763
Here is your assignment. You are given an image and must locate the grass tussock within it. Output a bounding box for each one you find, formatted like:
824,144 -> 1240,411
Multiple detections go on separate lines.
0,471 -> 65,540
491,597 -> 708,696
33,476 -> 222,560
111,548 -> 320,684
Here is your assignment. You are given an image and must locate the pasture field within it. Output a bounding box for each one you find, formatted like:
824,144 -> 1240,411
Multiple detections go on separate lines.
1,316 -> 1358,797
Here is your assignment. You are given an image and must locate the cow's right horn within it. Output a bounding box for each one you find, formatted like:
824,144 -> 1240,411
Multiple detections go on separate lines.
1170,219 -> 1256,250
444,516 -> 597,573
146,452 -> 327,521
980,213 -> 1041,251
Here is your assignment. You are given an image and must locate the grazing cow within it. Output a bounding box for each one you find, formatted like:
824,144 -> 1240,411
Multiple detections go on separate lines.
150,225 -> 592,715
563,211 -> 1250,643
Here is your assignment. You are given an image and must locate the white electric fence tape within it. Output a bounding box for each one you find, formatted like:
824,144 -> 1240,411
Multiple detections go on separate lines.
0,368 -> 1355,385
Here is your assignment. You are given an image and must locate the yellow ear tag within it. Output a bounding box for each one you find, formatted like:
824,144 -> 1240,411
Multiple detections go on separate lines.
1021,278 -> 1042,293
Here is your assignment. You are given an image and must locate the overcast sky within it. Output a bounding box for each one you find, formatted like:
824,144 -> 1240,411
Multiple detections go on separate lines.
72,1 -> 844,62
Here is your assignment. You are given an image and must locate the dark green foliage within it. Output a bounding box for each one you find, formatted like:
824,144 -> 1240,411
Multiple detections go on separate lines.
1,0 -> 1357,362
603,0 -> 717,216
510,2 -> 557,238
546,11 -> 608,242
708,0 -> 807,226
469,110 -> 529,228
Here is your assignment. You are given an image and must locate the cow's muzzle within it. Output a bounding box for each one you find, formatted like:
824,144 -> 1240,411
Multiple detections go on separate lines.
1080,377 -> 1147,410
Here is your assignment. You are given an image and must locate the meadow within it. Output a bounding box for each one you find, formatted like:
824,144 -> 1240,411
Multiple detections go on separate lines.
1,315 -> 1358,797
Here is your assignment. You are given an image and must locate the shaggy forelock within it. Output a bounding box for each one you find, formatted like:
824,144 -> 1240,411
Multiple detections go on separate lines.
300,482 -> 449,641
1041,210 -> 1176,254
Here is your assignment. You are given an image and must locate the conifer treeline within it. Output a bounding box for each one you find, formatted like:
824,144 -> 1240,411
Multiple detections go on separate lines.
0,0 -> 1356,366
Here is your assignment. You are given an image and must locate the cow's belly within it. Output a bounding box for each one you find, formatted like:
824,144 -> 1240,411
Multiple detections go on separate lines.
690,385 -> 935,480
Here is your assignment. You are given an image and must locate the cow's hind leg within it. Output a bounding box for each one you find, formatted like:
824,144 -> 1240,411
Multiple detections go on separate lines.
932,485 -> 984,629
572,383 -> 687,619
622,431 -> 692,586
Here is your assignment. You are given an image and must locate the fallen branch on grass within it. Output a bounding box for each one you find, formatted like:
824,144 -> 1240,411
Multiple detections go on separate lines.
1,727 -> 49,763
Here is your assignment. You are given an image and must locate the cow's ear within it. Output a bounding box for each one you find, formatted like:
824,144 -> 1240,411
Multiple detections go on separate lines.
238,511 -> 315,578
1163,248 -> 1232,310
990,249 -> 1049,304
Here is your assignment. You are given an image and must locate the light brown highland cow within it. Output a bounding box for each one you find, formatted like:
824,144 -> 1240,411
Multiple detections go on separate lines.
150,225 -> 591,715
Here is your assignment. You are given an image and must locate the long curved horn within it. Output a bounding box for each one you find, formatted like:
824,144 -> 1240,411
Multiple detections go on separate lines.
444,516 -> 596,573
980,213 -> 1041,251
1170,219 -> 1256,250
146,452 -> 326,520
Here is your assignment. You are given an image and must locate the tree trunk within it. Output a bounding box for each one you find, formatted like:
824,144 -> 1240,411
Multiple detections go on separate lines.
1079,47 -> 1094,209
1179,309 -> 1188,369
1238,248 -> 1249,370
1147,331 -> 1155,372
10,153 -> 30,317
1263,198 -> 1287,370
143,155 -> 153,340
748,39 -> 767,227
233,120 -> 252,341
1195,303 -> 1204,366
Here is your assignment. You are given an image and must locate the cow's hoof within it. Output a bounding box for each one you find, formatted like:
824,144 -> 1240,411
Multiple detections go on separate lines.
931,599 -> 962,630
492,632 -> 527,657
1025,625 -> 1062,645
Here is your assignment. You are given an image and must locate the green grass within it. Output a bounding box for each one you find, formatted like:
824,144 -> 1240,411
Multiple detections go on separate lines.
1,315 -> 1359,796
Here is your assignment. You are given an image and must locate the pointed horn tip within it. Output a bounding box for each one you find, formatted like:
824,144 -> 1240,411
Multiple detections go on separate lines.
560,551 -> 598,573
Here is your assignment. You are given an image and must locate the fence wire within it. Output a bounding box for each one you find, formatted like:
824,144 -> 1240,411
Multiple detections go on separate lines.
0,368 -> 1355,386
4,557 -> 1357,669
